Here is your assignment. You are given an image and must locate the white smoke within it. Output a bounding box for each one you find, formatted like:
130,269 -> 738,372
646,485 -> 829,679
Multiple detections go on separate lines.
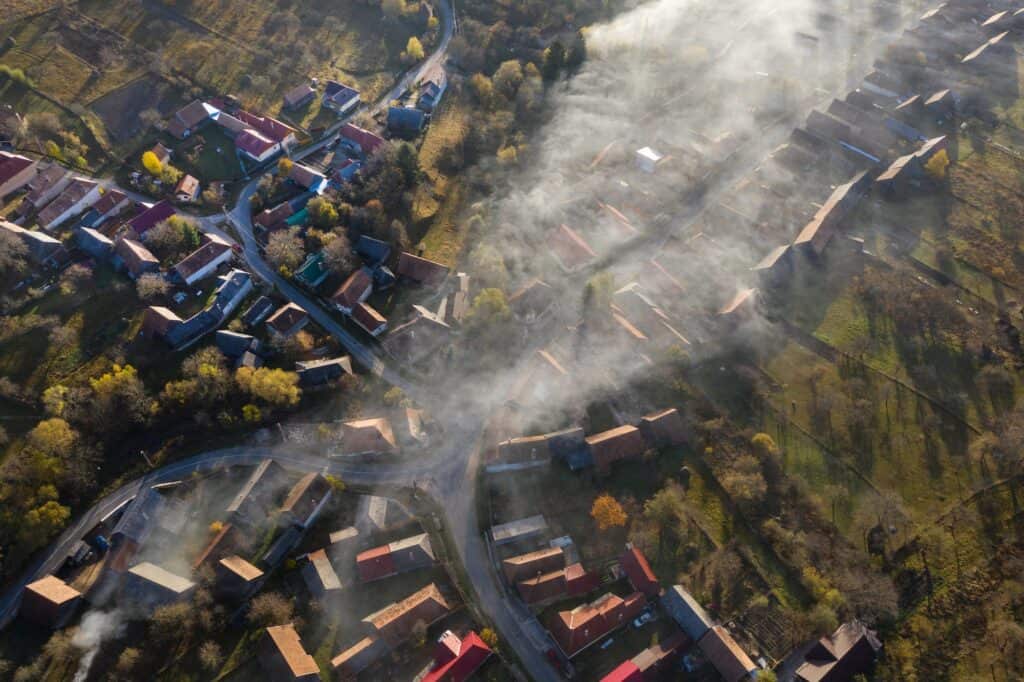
71,609 -> 124,682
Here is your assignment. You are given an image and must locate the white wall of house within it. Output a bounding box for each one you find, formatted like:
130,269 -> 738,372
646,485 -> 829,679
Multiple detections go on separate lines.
43,184 -> 102,231
182,249 -> 233,286
29,173 -> 71,209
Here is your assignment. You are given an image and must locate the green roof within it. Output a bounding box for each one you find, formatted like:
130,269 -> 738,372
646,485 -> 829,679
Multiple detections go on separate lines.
295,252 -> 328,288
285,208 -> 309,227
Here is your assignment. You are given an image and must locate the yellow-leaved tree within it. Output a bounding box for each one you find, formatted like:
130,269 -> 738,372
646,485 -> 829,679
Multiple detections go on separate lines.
924,149 -> 950,181
142,150 -> 163,176
591,493 -> 628,530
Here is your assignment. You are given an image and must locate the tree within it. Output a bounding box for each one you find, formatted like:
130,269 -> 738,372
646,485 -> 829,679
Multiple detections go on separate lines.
149,602 -> 195,646
411,619 -> 428,648
59,263 -> 91,295
405,36 -> 425,62
266,230 -> 305,271
464,288 -> 511,334
493,60 -> 524,100
277,157 -> 294,177
0,229 -> 28,278
542,41 -> 565,81
479,628 -> 499,649
236,367 -> 301,407
136,273 -> 169,301
469,73 -> 495,108
146,216 -> 200,262
924,149 -> 949,181
582,272 -> 615,321
21,500 -> 71,549
26,418 -> 77,460
751,432 -> 779,456
643,483 -> 689,554
307,197 -> 339,229
720,455 -> 767,506
142,150 -> 163,176
566,30 -> 587,71
113,647 -> 141,680
88,364 -> 150,428
381,0 -> 407,19
469,243 -> 508,290
198,641 -> 223,672
591,493 -> 628,530
248,592 -> 294,628
323,232 -> 356,275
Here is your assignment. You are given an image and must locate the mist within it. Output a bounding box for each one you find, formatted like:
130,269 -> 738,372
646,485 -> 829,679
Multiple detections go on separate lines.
71,609 -> 124,682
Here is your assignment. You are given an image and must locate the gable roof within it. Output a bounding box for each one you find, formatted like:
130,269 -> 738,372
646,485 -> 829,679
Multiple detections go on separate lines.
620,544 -> 660,597
174,235 -> 232,281
661,585 -> 713,641
549,224 -> 597,270
236,110 -> 295,143
352,301 -> 387,334
266,302 -> 308,335
174,100 -> 218,129
128,562 -> 196,594
26,575 -> 80,606
129,200 -> 176,235
331,267 -> 373,309
796,621 -> 882,682
0,152 -> 34,187
423,630 -> 492,682
396,252 -> 449,285
235,129 -> 278,158
363,583 -> 451,635
264,624 -> 320,678
284,83 -> 315,108
698,625 -> 757,682
324,80 -> 360,106
340,123 -> 385,155
304,548 -> 342,592
341,417 -> 397,453
219,555 -> 263,582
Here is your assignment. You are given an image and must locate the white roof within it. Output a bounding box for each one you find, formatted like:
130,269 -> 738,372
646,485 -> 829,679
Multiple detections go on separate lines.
636,146 -> 664,163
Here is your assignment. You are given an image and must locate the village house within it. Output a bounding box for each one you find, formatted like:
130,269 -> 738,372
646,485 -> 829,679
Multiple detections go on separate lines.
214,554 -> 263,601
619,544 -> 660,598
122,562 -> 197,610
232,111 -> 297,163
548,591 -> 646,657
339,122 -> 385,158
548,224 -> 597,272
20,164 -> 71,213
792,171 -> 871,256
113,236 -> 160,279
396,251 -> 450,286
508,278 -> 556,321
79,188 -> 130,229
382,306 -> 452,364
172,233 -> 233,286
0,150 -> 37,200
329,526 -> 360,563
417,65 -> 449,113
586,425 -> 647,475
961,31 -> 1013,69
129,200 -> 177,239
295,252 -> 329,289
875,136 -> 948,199
639,407 -> 688,448
175,174 -> 200,203
0,220 -> 67,268
661,584 -> 713,641
226,459 -> 290,527
77,227 -> 114,259
698,625 -> 759,682
295,356 -> 353,386
636,146 -> 665,173
439,271 -> 471,325
497,434 -> 553,463
301,548 -> 342,598
150,142 -> 172,165
502,546 -> 565,583
600,632 -> 689,682
20,575 -> 81,629
352,301 -> 388,337
193,523 -> 246,571
266,302 -> 309,338
255,201 -> 295,231
216,330 -> 260,361
751,243 -> 793,287
163,269 -> 253,350
167,100 -> 219,139
517,562 -> 600,605
260,624 -> 320,682
491,515 -> 548,546
280,473 -> 333,528
141,306 -> 181,340
330,266 -> 373,313
795,621 -> 882,682
322,80 -> 361,115
286,163 -> 327,194
387,106 -> 427,137
283,82 -> 316,110
422,630 -> 492,682
242,296 -> 275,327
341,417 -> 397,454
356,532 -> 435,582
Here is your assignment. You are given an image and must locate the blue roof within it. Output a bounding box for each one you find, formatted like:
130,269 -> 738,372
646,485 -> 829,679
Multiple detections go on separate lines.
661,586 -> 713,641
356,236 -> 391,265
387,107 -> 426,134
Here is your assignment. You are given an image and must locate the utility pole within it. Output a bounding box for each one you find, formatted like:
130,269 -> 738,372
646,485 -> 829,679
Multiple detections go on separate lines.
139,450 -> 154,468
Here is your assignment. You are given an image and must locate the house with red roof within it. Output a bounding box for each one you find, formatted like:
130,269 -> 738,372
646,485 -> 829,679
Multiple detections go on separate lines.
422,630 -> 492,682
356,532 -> 434,582
601,632 -> 689,682
129,200 -> 176,238
517,562 -> 599,604
396,252 -> 449,286
352,301 -> 388,337
0,151 -> 37,200
339,123 -> 385,157
549,591 -> 646,657
330,266 -> 373,314
619,544 -> 660,598
586,425 -> 647,475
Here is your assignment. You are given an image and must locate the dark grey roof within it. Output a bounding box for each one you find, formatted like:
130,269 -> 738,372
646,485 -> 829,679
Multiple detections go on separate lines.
242,296 -> 275,326
355,235 -> 391,265
216,330 -> 256,358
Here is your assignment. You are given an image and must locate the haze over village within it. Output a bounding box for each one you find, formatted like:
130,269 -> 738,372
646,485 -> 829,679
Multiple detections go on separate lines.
0,0 -> 1023,680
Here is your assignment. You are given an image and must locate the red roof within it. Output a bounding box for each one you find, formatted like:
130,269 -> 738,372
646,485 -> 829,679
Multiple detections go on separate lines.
236,110 -> 295,143
340,123 -> 385,155
600,661 -> 644,682
129,200 -> 176,235
331,267 -> 373,310
352,301 -> 387,333
92,189 -> 128,217
356,545 -> 396,582
235,129 -> 277,158
0,153 -> 34,186
423,630 -> 492,682
551,591 -> 646,657
620,545 -> 660,597
565,563 -> 601,596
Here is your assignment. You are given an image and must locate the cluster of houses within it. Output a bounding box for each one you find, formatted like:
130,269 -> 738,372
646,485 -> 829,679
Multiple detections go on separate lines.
166,98 -> 300,166
493,406 -> 687,474
18,458 -> 495,681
